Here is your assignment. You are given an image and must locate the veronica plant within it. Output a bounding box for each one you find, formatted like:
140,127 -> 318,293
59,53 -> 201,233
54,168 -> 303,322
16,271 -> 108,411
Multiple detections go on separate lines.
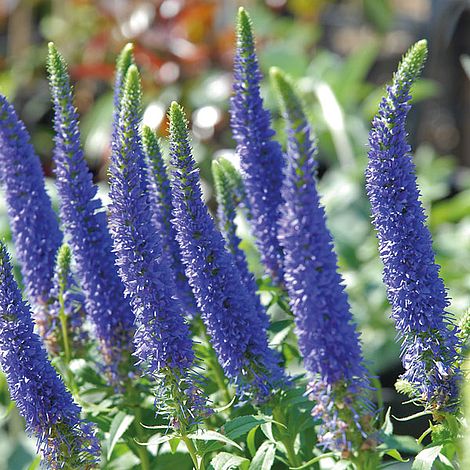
142,125 -> 197,317
47,43 -> 134,382
0,95 -> 63,338
108,66 -> 208,429
365,40 -> 461,412
169,102 -> 284,401
272,69 -> 377,460
230,7 -> 285,283
0,241 -> 99,468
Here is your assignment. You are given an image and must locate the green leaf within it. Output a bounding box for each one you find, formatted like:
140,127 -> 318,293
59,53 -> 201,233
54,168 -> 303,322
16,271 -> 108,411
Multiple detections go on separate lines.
260,422 -> 275,442
27,456 -> 41,470
379,433 -> 422,454
106,412 -> 135,460
210,452 -> 250,470
385,449 -> 409,463
224,416 -> 269,440
412,445 -> 443,470
188,430 -> 243,451
249,441 -> 276,470
169,437 -> 181,454
135,434 -> 173,446
247,426 -> 259,458
381,407 -> 393,435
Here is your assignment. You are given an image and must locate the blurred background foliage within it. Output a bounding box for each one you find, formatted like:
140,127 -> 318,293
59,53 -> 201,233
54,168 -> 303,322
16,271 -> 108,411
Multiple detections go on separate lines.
0,0 -> 469,468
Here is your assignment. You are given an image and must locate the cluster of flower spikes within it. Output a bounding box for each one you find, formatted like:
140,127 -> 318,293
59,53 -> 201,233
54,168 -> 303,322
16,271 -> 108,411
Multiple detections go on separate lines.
0,241 -> 99,468
47,43 -> 134,382
108,65 -> 208,427
142,125 -> 198,318
168,101 -> 284,402
272,68 -> 376,453
365,40 -> 461,411
0,95 -> 86,353
230,7 -> 285,284
212,158 -> 271,332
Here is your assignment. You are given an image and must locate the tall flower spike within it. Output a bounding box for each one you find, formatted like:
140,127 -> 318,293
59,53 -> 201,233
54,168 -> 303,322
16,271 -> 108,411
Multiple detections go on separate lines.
365,40 -> 460,411
0,242 -> 99,468
109,67 -> 207,426
0,95 -> 63,336
142,125 -> 198,317
169,102 -> 284,401
272,68 -> 375,453
230,7 -> 285,283
212,158 -> 268,328
47,43 -> 134,381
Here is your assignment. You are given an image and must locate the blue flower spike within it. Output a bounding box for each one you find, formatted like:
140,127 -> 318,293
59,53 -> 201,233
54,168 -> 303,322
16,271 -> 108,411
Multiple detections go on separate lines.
169,101 -> 284,402
0,95 -> 63,338
0,241 -> 100,468
272,68 -> 376,453
109,66 -> 208,427
230,7 -> 285,283
142,125 -> 198,317
212,158 -> 268,328
365,40 -> 461,412
47,43 -> 134,383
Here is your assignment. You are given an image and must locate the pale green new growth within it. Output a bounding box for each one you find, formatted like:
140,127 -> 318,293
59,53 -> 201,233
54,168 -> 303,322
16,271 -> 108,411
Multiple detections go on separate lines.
457,309 -> 470,353
56,244 -> 72,294
393,39 -> 428,92
47,42 -> 69,92
212,160 -> 230,206
395,378 -> 415,397
169,101 -> 189,140
236,7 -> 255,55
122,65 -> 142,114
142,125 -> 160,156
116,43 -> 135,80
270,67 -> 306,128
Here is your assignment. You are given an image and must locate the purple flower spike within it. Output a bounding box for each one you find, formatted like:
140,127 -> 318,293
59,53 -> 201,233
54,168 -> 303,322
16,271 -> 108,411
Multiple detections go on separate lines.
109,67 -> 208,426
230,8 -> 285,283
272,68 -> 375,452
0,95 -> 62,333
169,101 -> 284,402
212,158 -> 270,332
142,125 -> 198,317
365,40 -> 460,411
47,43 -> 134,381
0,242 -> 100,468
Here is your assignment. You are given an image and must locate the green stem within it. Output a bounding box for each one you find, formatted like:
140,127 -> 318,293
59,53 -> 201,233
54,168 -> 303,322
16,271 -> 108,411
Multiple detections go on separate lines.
272,406 -> 301,467
133,435 -> 151,470
199,321 -> 231,404
133,408 -> 151,470
57,290 -> 71,364
182,435 -> 200,470
371,377 -> 384,425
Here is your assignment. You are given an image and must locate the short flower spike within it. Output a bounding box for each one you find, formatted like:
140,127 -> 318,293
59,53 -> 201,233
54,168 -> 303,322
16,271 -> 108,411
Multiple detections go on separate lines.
0,241 -> 99,468
365,40 -> 461,410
